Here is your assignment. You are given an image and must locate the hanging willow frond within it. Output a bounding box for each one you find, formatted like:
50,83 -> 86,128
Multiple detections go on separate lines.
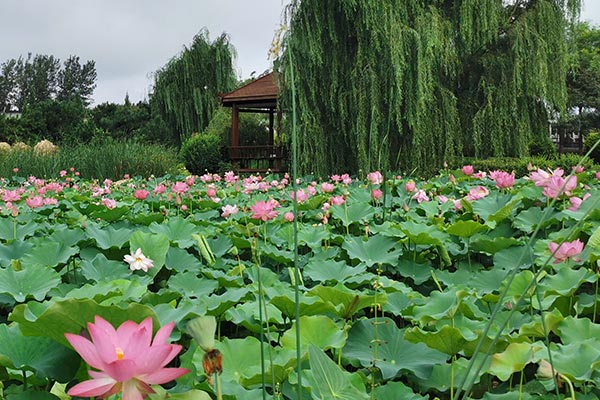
278,0 -> 581,177
150,29 -> 237,146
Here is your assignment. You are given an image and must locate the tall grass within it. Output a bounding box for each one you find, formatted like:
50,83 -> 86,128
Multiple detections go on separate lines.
0,141 -> 179,180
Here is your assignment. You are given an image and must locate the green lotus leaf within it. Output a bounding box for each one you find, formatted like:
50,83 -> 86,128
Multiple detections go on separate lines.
298,225 -> 330,250
47,225 -> 87,247
9,298 -> 158,346
470,236 -> 521,255
306,344 -> 369,400
518,308 -> 564,338
64,278 -> 150,304
0,219 -> 38,241
395,259 -> 433,285
79,253 -> 131,282
342,235 -> 402,267
308,284 -> 384,319
204,287 -> 252,317
164,246 -> 203,272
471,193 -> 520,223
0,240 -> 33,266
89,205 -> 129,221
304,259 -> 367,284
374,381 -> 427,400
404,325 -> 473,355
168,271 -> 218,298
488,342 -> 536,381
409,289 -> 468,325
22,240 -> 79,268
0,265 -> 60,302
446,220 -> 487,238
556,316 -> 600,344
330,202 -> 374,226
148,387 -> 212,400
343,318 -> 448,380
150,216 -> 198,248
539,267 -> 593,297
513,207 -> 546,234
225,300 -> 285,333
281,315 -> 347,352
269,291 -> 336,318
5,391 -> 61,400
551,339 -> 600,381
86,222 -> 132,249
400,220 -> 447,246
128,230 -> 170,271
0,324 -> 79,383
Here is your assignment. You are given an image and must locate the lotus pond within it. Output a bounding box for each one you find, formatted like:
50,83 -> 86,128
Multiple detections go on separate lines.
1,166 -> 600,400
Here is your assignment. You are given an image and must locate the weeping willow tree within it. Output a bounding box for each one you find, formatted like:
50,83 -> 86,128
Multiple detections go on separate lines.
151,29 -> 237,146
278,0 -> 581,176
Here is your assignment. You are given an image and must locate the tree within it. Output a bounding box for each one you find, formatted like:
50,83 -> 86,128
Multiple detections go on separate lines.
14,54 -> 61,110
0,53 -> 97,112
279,0 -> 581,176
150,29 -> 237,146
567,22 -> 600,120
57,55 -> 97,105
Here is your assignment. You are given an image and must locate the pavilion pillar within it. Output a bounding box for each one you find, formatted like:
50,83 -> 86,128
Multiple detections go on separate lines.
268,109 -> 275,146
231,104 -> 240,147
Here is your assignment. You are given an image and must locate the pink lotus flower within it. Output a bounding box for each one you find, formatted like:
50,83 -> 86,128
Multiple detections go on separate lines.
290,189 -> 309,203
548,239 -> 584,264
206,184 -> 217,198
321,182 -> 335,193
367,171 -> 383,185
2,190 -> 21,202
572,165 -> 585,174
250,199 -> 279,221
461,165 -> 474,175
542,175 -> 577,199
472,171 -> 487,179
371,189 -> 383,200
171,182 -> 189,195
221,204 -> 238,218
405,180 -> 416,193
124,248 -> 154,272
102,198 -> 117,209
466,186 -> 489,201
341,174 -> 352,185
65,316 -> 189,400
26,196 -> 44,208
224,171 -> 238,184
568,193 -> 591,211
59,170 -> 67,177
596,171 -> 600,180
489,170 -> 515,189
153,184 -> 166,195
284,211 -> 295,222
411,189 -> 430,203
134,190 -> 149,200
330,195 -> 345,206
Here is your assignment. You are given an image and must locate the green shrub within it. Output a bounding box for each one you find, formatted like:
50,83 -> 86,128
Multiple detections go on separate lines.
528,134 -> 558,158
584,131 -> 600,163
180,133 -> 224,175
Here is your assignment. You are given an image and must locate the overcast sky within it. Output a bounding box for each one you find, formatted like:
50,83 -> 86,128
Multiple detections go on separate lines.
0,0 -> 598,106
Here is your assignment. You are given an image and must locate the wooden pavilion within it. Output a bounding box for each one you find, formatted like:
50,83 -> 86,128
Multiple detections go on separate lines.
219,72 -> 287,173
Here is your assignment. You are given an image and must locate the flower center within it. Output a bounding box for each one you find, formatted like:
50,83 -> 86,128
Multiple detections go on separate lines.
116,347 -> 124,360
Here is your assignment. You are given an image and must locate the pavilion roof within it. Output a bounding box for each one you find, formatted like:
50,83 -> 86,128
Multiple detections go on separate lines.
220,72 -> 278,107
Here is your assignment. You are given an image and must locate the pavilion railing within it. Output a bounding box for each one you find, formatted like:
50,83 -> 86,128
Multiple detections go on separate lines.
227,145 -> 288,172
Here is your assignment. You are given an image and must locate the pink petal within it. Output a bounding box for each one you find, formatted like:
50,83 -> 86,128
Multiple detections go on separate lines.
64,333 -> 105,370
140,367 -> 190,384
103,359 -> 138,381
122,380 -> 145,400
67,377 -> 117,398
89,320 -> 119,363
119,318 -> 153,355
134,345 -> 174,374
152,321 -> 175,346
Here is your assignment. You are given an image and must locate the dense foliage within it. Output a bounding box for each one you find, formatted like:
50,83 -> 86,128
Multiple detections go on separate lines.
0,54 -> 96,111
150,30 -> 238,146
0,164 -> 599,399
279,0 -> 582,176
